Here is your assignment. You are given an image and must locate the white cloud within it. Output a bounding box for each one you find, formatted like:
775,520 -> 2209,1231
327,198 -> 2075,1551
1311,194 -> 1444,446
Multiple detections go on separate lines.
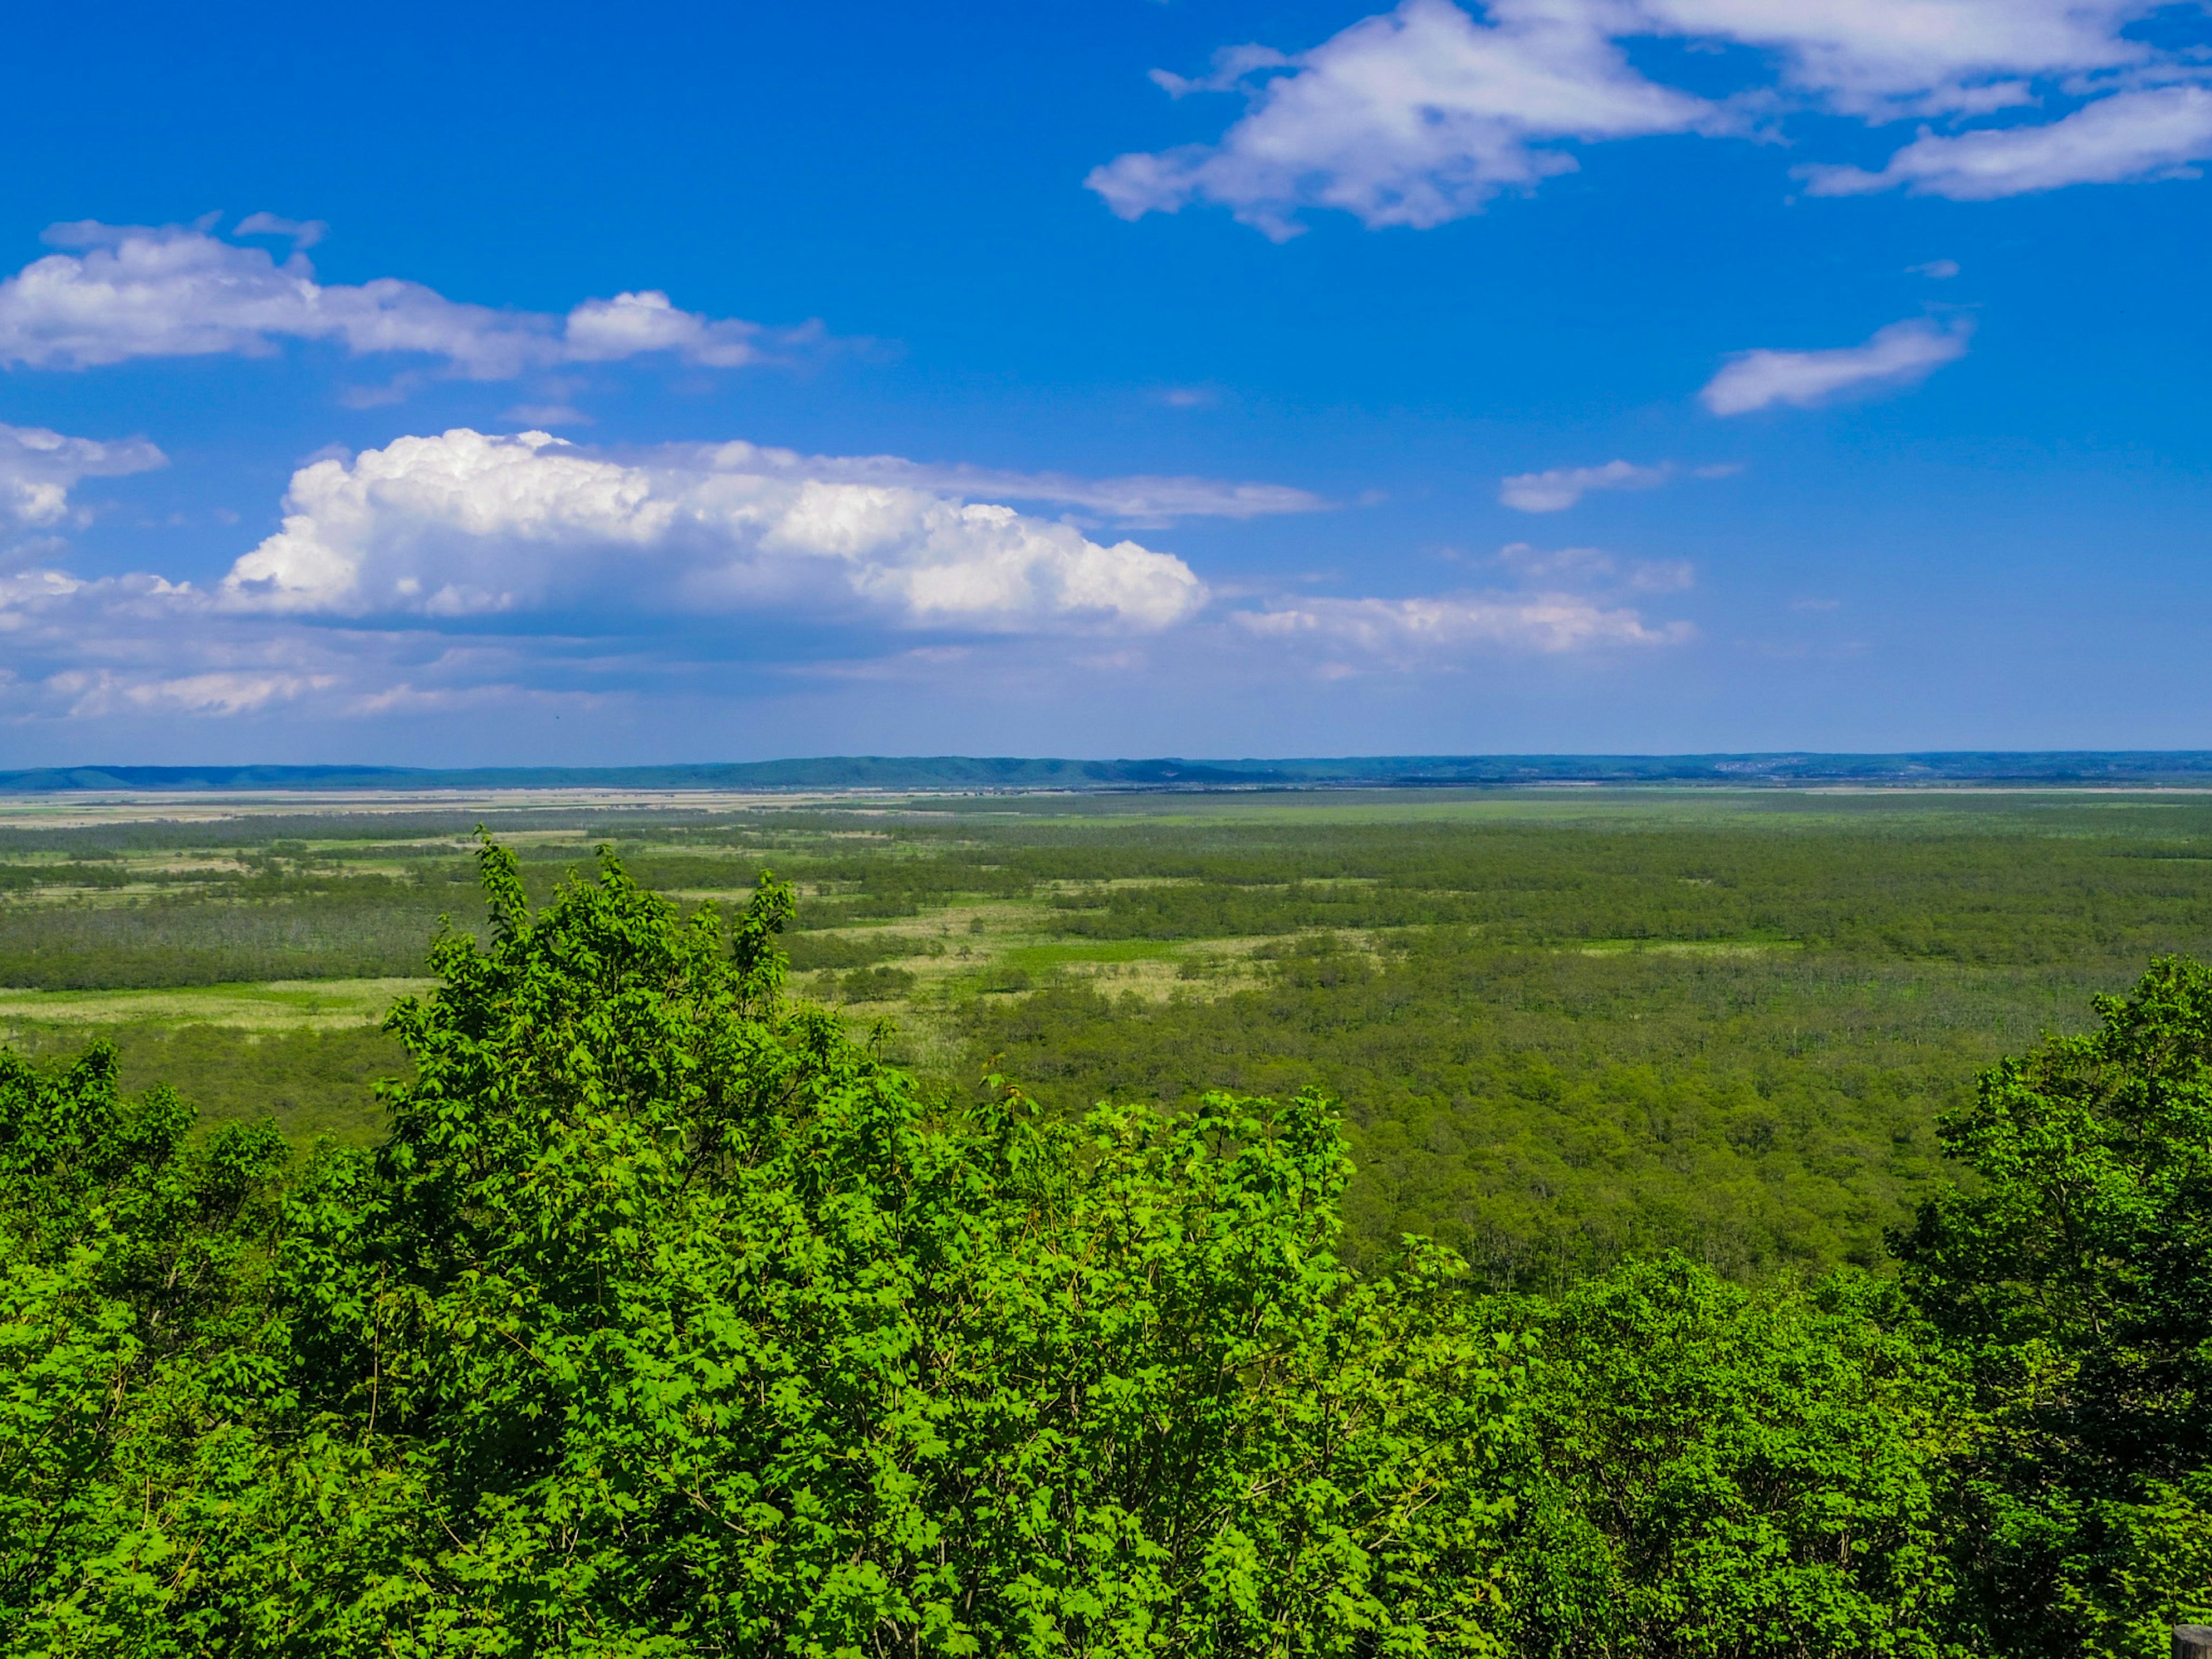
0,221 -> 798,377
561,289 -> 768,368
1086,0 -> 1713,238
1802,85 -> 2212,198
232,211 -> 328,249
502,402 -> 593,427
1227,532 -> 1694,670
0,430 -> 1349,724
1636,0 -> 2151,117
1092,0 -> 2199,232
0,437 -> 1700,722
1699,317 -> 1971,415
1499,457 -> 1671,512
0,422 -> 165,527
1496,540 -> 1694,590
219,429 -> 1210,632
1910,259 -> 1962,278
1233,590 -> 1691,657
675,440 -> 1328,525
48,668 -> 337,717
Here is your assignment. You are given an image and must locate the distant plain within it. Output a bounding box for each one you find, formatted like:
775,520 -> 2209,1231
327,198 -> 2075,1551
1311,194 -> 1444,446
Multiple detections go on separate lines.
6,782 -> 2210,1285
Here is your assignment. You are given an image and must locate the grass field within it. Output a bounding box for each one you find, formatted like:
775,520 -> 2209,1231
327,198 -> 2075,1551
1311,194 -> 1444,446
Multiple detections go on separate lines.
6,783 -> 2211,1276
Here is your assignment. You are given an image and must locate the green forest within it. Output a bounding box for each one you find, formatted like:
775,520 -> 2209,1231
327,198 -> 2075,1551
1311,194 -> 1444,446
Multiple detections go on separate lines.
7,790 -> 2212,1653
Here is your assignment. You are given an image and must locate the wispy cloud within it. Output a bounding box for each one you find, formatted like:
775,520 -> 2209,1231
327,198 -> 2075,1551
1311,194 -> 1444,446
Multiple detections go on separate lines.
232,211 -> 328,249
1700,317 -> 1972,416
1496,541 -> 1694,592
1802,85 -> 2212,200
1499,458 -> 1671,513
1635,0 -> 2150,118
0,220 -> 813,378
1227,535 -> 1694,672
672,440 -> 1327,526
1233,591 -> 1691,658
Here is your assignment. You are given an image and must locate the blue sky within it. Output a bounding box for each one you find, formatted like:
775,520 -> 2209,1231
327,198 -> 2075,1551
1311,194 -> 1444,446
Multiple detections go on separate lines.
3,0 -> 2211,764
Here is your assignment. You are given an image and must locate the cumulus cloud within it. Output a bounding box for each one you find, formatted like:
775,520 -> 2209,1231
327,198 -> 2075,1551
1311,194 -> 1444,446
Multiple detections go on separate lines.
1699,317 -> 1972,415
1802,85 -> 2212,199
1498,458 -> 1671,513
1086,0 -> 1713,238
1092,0 -> 2200,232
0,422 -> 165,527
0,439 -> 1699,721
0,427 -> 1349,724
0,221 -> 802,377
218,429 -> 1209,633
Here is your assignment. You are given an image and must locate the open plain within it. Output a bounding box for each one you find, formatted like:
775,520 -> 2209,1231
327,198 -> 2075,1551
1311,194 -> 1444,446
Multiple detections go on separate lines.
8,781 -> 2211,1283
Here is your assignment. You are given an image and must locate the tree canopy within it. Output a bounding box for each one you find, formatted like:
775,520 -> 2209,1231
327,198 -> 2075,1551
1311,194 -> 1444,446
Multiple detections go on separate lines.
4,840 -> 2211,1656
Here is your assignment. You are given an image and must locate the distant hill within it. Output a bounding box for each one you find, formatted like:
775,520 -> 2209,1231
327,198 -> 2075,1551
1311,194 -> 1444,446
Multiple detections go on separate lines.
6,753 -> 2212,793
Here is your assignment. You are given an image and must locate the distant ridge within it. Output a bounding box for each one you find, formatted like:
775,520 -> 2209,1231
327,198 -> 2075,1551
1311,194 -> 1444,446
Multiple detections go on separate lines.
8,753 -> 2212,793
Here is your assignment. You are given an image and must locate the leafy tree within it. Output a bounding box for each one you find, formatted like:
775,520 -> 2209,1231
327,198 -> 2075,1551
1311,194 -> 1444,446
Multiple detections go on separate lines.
0,1043 -> 287,1656
1498,1257 -> 1963,1659
3,840 -> 1528,1656
1897,955 -> 2212,1658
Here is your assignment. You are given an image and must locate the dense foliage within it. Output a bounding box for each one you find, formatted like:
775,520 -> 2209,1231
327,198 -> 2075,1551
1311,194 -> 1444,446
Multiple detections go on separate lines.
1896,957 -> 2212,1658
6,835 -> 2212,1655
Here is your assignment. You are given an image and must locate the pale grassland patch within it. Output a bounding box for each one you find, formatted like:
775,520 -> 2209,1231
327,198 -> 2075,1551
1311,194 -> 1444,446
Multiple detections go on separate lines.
0,977 -> 434,1032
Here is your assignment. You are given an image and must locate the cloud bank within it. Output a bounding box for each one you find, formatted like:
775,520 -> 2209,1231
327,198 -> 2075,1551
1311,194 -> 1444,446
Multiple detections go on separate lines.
0,425 -> 1687,725
0,221 -> 800,377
